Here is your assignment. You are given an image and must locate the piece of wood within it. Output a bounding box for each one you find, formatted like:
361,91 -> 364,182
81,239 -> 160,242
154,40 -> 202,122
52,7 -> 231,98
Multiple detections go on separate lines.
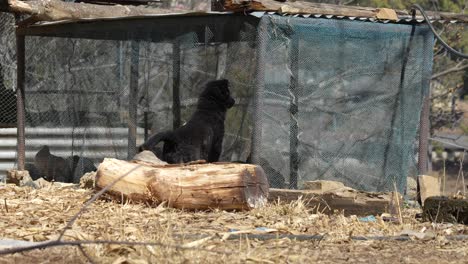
423,196 -> 468,224
5,0 -> 179,24
302,180 -> 345,193
3,0 -> 467,24
268,187 -> 401,216
95,158 -> 269,210
223,0 -> 378,17
418,175 -> 441,206
376,8 -> 397,20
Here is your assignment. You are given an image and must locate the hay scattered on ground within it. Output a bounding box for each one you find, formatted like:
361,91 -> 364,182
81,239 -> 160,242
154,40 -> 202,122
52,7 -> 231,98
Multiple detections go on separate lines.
0,183 -> 467,263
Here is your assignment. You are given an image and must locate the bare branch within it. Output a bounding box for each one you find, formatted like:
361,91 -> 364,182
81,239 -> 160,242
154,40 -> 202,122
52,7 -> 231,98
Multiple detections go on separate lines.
432,63 -> 468,80
57,164 -> 143,241
0,239 -> 235,256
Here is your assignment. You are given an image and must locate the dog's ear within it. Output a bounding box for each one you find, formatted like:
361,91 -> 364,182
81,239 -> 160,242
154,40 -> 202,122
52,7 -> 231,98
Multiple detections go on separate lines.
218,79 -> 229,87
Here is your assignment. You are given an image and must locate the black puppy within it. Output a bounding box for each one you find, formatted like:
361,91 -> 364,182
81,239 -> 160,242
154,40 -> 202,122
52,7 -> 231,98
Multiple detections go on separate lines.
139,79 -> 235,163
34,145 -> 72,182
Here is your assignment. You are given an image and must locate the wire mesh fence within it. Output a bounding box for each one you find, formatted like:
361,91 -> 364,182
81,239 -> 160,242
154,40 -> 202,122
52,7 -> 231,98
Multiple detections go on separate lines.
256,16 -> 433,192
10,14 -> 434,192
0,13 -> 17,128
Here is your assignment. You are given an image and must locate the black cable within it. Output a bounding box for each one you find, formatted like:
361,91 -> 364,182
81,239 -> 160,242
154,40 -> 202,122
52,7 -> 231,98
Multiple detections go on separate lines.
411,4 -> 468,59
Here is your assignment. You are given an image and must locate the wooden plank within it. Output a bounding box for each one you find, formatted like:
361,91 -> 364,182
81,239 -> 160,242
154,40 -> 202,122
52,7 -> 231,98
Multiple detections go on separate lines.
302,180 -> 345,193
418,174 -> 441,206
268,187 -> 401,216
7,0 -> 176,24
223,0 -> 377,17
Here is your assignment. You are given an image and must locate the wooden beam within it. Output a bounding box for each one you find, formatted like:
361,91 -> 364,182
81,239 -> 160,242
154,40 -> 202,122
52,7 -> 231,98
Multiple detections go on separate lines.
268,187 -> 401,216
4,0 -> 467,24
127,40 -> 139,159
6,0 -> 177,24
15,32 -> 25,171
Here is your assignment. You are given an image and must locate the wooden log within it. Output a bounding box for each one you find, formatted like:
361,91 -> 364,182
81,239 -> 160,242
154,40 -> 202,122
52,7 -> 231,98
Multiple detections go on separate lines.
268,187 -> 401,216
2,0 -> 467,24
5,0 -> 180,25
222,0 -> 379,17
95,158 -> 269,210
423,196 -> 468,224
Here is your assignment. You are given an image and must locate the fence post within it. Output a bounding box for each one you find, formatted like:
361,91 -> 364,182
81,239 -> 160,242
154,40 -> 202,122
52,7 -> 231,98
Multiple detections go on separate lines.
127,40 -> 139,160
289,36 -> 300,189
172,40 -> 181,129
15,31 -> 25,171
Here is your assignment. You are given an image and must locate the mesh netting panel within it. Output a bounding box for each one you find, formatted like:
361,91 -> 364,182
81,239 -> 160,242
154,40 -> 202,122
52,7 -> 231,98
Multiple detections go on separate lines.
23,18 -> 257,182
0,13 -> 17,127
255,16 -> 433,192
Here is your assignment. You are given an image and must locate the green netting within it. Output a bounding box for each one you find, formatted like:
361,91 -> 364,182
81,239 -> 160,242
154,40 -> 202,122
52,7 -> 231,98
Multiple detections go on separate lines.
255,15 -> 433,192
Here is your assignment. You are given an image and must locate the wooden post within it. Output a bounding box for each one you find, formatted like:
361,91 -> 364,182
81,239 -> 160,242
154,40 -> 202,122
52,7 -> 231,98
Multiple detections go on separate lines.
143,43 -> 150,141
15,29 -> 25,171
117,41 -> 124,120
289,36 -> 299,189
172,40 -> 181,129
418,26 -> 433,176
418,94 -> 430,175
127,40 -> 139,160
215,43 -> 227,79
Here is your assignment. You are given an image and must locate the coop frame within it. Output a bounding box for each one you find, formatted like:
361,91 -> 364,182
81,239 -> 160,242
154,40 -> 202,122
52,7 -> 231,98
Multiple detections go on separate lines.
13,11 -> 432,190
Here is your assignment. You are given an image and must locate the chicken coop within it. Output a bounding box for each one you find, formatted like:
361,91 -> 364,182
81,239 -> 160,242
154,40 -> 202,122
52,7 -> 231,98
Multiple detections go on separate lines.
11,1 -> 437,193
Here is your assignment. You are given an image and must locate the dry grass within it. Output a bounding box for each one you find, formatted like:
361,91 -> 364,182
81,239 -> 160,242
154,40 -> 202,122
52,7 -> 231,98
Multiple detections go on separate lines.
0,183 -> 467,263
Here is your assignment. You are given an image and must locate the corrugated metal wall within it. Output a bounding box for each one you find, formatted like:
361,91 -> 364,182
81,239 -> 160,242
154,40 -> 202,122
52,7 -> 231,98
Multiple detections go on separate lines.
0,127 -> 145,179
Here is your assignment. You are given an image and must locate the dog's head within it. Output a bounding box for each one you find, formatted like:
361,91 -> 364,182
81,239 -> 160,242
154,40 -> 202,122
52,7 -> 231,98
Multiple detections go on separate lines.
200,79 -> 235,109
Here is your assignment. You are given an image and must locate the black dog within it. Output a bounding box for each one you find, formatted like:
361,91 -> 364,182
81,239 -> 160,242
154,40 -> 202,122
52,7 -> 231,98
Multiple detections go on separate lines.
34,145 -> 72,183
139,79 -> 235,163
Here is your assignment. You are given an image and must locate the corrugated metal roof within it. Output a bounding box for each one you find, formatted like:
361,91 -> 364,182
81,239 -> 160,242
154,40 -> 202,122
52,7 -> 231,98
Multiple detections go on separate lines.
32,10 -> 463,27
249,11 -> 462,24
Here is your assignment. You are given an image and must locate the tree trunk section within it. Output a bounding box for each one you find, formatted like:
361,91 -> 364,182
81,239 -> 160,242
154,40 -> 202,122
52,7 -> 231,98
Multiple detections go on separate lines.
96,158 -> 269,211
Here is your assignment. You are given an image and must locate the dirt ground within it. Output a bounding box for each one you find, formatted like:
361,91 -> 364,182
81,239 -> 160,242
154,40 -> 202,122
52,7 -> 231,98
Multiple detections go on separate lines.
0,183 -> 467,264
